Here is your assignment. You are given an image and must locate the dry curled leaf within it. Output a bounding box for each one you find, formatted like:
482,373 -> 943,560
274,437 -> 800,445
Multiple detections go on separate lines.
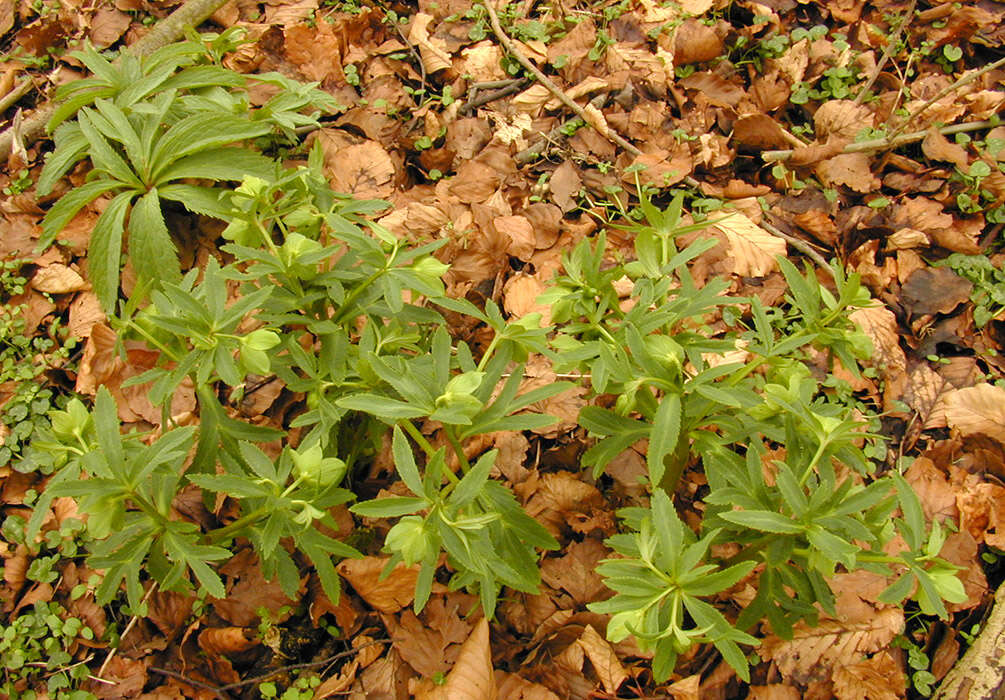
713,211 -> 786,277
576,624 -> 627,694
416,617 -> 496,700
338,557 -> 419,613
945,384 -> 1005,443
760,608 -> 904,684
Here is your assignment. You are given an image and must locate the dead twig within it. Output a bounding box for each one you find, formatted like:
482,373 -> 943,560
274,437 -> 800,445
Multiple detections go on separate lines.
148,638 -> 390,695
0,78 -> 36,116
761,218 -> 834,275
98,582 -> 159,677
762,117 -> 1002,162
481,0 -> 641,158
514,94 -> 608,164
0,0 -> 233,161
461,77 -> 531,114
888,54 -> 1005,139
854,0 -> 916,105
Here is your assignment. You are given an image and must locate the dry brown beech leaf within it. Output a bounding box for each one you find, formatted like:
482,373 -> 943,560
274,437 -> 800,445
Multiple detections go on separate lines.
945,384 -> 1005,443
31,264 -> 88,294
417,617 -> 496,700
576,624 -> 627,694
337,557 -> 419,613
713,211 -> 786,277
759,608 -> 904,684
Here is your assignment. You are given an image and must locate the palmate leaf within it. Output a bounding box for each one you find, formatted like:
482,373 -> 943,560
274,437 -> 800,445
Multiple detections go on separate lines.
129,188 -> 181,287
77,110 -> 143,188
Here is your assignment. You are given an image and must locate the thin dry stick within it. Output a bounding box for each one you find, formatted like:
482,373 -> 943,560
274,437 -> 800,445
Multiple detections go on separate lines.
761,219 -> 833,274
461,78 -> 531,113
854,0 -> 916,106
762,118 -> 1001,162
0,0 -> 232,161
888,53 -> 1005,139
514,94 -> 608,164
97,582 -> 158,677
149,638 -> 391,694
481,0 -> 641,158
0,78 -> 36,115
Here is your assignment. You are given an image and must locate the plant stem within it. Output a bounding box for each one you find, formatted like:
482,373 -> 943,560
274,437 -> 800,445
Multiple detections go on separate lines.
207,506 -> 269,543
444,426 -> 472,474
762,117 -> 1002,162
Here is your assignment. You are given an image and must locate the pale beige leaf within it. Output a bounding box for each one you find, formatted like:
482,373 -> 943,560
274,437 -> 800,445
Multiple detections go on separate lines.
68,291 -> 106,339
31,264 -> 87,294
495,671 -> 561,700
502,273 -> 550,324
714,212 -> 786,277
813,100 -> 874,141
418,618 -> 496,700
337,557 -> 418,613
408,12 -> 452,74
945,384 -> 1005,442
666,674 -> 701,700
461,41 -> 506,82
849,305 -> 906,374
581,103 -> 610,139
747,686 -> 801,700
832,651 -> 906,700
760,608 -> 904,684
576,624 -> 627,694
495,216 -> 536,261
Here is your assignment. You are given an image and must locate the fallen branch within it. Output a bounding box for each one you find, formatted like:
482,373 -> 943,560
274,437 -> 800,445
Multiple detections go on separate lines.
148,638 -> 391,697
514,94 -> 607,164
854,0 -> 916,105
0,0 -> 232,161
933,585 -> 1005,700
888,54 -> 1005,140
761,218 -> 833,273
761,118 -> 1001,163
481,0 -> 641,158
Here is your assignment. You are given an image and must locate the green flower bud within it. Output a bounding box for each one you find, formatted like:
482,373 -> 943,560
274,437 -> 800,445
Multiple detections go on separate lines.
291,444 -> 347,488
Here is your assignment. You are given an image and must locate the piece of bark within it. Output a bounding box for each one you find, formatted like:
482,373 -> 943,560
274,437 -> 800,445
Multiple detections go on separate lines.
933,584 -> 1005,700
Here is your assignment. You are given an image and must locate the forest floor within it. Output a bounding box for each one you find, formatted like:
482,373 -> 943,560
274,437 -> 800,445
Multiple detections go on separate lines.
2,0 -> 1005,698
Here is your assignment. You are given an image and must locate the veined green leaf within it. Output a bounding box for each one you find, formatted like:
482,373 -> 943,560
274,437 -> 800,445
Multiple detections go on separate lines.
337,394 -> 428,421
578,406 -> 648,437
48,86 -> 119,131
92,99 -> 145,176
350,496 -> 428,518
718,510 -> 804,535
684,562 -> 757,597
647,394 -> 681,486
39,179 -> 124,249
89,190 -> 135,311
392,426 -> 424,496
128,188 -> 181,287
78,110 -> 143,188
449,449 -> 497,507
38,123 -> 90,195
187,473 -> 271,498
154,148 -> 276,185
149,114 -> 271,181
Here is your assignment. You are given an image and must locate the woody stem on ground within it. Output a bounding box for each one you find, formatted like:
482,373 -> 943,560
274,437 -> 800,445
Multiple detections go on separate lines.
0,0 -> 232,161
762,117 -> 1004,163
480,0 -> 641,158
888,54 -> 1005,140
